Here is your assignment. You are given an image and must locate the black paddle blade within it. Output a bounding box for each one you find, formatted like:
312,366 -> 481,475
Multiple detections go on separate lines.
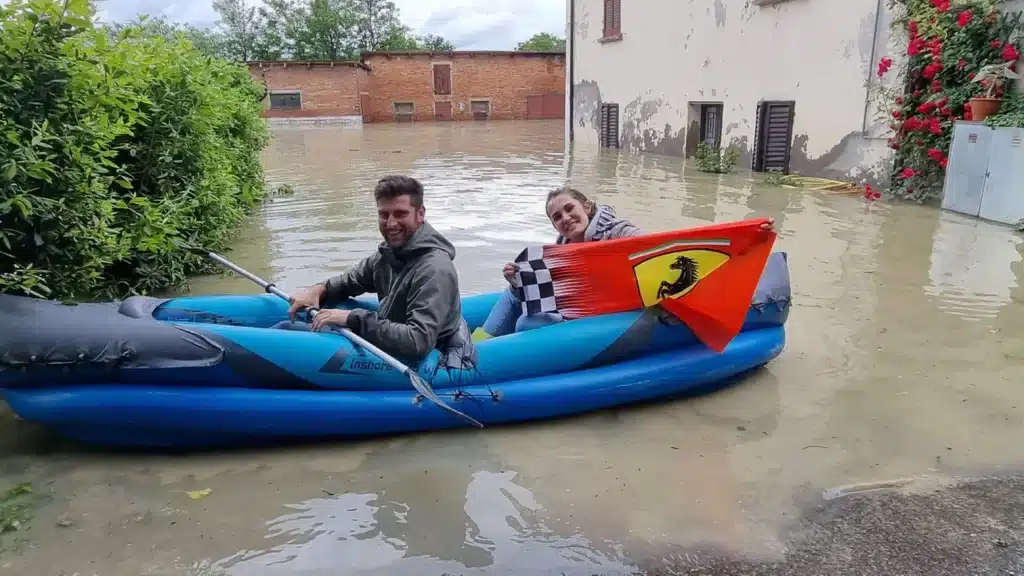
407,371 -> 484,428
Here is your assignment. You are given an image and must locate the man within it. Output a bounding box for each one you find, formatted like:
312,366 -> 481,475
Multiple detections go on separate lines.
283,175 -> 476,371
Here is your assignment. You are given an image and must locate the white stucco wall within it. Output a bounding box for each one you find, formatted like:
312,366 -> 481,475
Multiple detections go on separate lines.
569,0 -> 900,181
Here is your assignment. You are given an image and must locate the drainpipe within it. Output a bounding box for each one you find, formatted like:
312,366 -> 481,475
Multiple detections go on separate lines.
861,0 -> 884,134
568,0 -> 575,143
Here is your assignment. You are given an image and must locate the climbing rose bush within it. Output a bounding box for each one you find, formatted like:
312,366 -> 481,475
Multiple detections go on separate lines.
877,0 -> 1024,202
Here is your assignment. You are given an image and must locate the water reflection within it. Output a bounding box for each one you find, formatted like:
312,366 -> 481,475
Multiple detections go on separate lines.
218,471 -> 636,575
6,120 -> 1024,576
926,211 -> 1023,321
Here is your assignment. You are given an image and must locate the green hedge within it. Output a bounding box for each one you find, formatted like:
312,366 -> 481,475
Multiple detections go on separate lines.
0,0 -> 270,300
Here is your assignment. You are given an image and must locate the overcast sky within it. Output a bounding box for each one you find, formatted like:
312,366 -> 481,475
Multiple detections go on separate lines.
93,0 -> 566,50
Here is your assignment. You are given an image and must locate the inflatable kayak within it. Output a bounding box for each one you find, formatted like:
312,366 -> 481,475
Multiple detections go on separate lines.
0,252 -> 790,449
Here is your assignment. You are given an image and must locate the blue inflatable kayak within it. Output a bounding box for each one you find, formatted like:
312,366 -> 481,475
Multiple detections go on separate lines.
0,252 -> 791,449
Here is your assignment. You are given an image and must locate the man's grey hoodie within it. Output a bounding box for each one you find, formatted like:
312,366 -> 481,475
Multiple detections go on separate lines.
320,221 -> 476,371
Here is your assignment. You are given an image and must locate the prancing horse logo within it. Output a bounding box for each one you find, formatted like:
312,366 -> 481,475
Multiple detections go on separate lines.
656,255 -> 700,301
631,247 -> 731,308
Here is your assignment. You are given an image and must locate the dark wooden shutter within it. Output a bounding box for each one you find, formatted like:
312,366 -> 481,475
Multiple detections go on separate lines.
600,103 -> 619,148
433,64 -> 451,95
604,0 -> 621,36
753,100 -> 795,173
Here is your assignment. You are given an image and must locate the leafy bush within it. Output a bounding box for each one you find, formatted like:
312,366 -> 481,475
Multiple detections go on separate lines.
0,0 -> 270,300
985,89 -> 1024,127
695,142 -> 739,174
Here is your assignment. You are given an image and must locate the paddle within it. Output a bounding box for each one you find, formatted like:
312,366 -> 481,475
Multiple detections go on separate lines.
176,242 -> 484,428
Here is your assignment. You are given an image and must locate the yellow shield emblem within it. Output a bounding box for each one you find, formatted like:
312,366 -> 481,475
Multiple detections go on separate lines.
632,248 -> 731,307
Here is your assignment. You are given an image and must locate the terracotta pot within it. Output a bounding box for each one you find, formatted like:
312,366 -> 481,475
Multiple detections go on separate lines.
969,97 -> 1003,121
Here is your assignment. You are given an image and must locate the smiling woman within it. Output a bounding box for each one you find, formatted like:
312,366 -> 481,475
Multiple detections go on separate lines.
472,187 -> 641,341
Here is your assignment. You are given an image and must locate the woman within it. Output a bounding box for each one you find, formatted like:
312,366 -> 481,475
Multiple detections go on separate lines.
471,187 -> 642,342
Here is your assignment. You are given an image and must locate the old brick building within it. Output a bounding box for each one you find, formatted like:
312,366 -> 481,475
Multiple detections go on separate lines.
249,51 -> 565,123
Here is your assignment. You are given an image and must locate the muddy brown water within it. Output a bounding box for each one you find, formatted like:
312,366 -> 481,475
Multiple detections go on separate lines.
3,120 -> 1024,575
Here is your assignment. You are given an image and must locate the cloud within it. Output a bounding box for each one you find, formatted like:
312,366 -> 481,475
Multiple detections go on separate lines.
93,0 -> 565,49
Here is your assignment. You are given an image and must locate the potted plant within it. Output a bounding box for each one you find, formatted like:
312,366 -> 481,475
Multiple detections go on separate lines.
969,62 -> 1021,121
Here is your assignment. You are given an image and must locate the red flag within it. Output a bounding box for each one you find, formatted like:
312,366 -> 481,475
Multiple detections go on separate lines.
528,218 -> 777,352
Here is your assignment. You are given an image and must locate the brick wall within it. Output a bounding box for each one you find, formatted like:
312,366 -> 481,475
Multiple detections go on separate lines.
249,52 -> 565,122
250,62 -> 368,118
362,52 -> 565,122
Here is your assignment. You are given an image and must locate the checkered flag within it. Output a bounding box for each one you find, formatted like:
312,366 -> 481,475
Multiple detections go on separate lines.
510,246 -> 558,315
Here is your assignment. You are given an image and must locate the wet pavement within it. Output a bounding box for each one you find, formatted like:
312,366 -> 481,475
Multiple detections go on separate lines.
2,120 -> 1024,575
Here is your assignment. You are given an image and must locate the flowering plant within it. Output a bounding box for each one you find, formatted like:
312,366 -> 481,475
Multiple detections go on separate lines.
874,0 -> 1024,203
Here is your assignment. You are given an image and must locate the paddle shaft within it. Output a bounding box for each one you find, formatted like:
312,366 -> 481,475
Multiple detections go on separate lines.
204,251 -> 417,378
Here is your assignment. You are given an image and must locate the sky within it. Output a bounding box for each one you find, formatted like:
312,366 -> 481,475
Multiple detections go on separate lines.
93,0 -> 566,50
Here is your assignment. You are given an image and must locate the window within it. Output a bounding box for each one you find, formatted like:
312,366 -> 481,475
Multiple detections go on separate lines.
602,0 -> 621,39
599,103 -> 619,148
752,100 -> 796,173
433,64 -> 452,95
470,100 -> 490,119
269,92 -> 301,110
393,101 -> 415,122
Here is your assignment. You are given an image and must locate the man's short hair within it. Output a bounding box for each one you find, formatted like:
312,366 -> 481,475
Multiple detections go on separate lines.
375,175 -> 424,208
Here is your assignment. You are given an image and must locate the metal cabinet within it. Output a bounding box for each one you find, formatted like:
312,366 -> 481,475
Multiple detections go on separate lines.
942,122 -> 1024,226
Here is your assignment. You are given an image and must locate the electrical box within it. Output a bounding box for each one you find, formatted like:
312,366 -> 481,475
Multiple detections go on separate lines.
942,121 -> 1024,226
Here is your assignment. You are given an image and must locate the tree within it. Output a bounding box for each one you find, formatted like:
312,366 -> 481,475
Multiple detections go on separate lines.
103,15 -> 225,58
515,32 -> 565,52
351,0 -> 415,52
212,0 -> 265,60
416,34 -> 455,51
300,0 -> 357,60
212,0 -> 456,60
257,0 -> 303,59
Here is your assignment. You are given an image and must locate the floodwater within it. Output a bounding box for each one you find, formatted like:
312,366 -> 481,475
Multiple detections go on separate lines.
3,120 -> 1024,575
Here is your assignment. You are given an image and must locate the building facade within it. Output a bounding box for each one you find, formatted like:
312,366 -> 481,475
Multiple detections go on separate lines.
250,51 -> 566,124
566,0 -> 901,181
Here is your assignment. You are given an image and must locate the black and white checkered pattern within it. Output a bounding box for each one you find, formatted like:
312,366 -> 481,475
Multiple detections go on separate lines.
510,246 -> 558,315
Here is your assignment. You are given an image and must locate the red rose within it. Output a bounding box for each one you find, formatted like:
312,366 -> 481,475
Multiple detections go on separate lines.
898,168 -> 917,180
922,62 -> 943,79
931,80 -> 942,93
991,40 -> 1003,49
1002,43 -> 1019,62
957,10 -> 972,27
957,59 -> 968,70
908,37 -> 926,56
877,56 -> 893,77
939,157 -> 948,169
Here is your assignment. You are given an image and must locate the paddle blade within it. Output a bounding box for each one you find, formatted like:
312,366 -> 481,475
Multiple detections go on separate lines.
513,218 -> 777,352
407,371 -> 483,428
